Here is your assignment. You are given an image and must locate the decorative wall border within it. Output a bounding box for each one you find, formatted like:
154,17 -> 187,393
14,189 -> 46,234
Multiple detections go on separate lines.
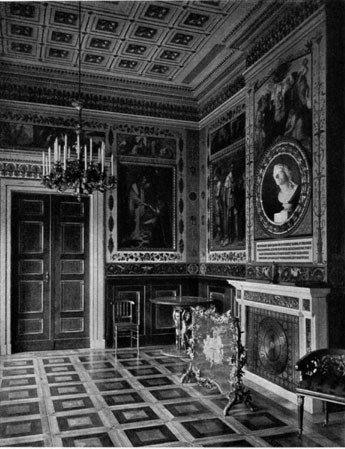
243,291 -> 299,309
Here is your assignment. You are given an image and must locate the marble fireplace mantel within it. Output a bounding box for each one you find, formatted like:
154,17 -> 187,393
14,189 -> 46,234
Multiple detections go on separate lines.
228,280 -> 330,413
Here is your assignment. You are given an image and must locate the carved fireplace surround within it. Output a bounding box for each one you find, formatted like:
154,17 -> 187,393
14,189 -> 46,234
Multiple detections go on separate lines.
229,280 -> 330,414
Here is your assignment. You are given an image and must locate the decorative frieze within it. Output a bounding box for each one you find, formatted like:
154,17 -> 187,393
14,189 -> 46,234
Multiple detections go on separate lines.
246,0 -> 323,68
243,290 -> 299,310
0,82 -> 199,122
106,263 -> 188,276
246,263 -> 325,284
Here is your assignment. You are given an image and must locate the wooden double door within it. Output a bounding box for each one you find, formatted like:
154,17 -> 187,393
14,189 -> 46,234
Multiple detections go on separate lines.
11,193 -> 90,352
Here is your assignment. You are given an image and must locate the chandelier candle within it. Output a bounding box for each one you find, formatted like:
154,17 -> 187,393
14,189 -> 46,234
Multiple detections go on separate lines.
41,135 -> 116,198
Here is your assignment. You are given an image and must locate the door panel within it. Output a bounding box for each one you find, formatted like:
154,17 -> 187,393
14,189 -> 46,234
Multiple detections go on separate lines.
12,195 -> 50,351
11,193 -> 89,352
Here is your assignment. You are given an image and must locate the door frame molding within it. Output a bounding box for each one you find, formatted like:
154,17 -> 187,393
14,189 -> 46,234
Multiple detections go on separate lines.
0,152 -> 106,354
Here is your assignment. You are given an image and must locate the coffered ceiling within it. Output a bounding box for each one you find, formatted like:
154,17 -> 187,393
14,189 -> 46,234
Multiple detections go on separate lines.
0,1 -> 288,111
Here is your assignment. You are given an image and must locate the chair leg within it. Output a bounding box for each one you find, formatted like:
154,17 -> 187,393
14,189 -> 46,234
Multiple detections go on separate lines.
297,395 -> 304,438
323,401 -> 329,427
136,328 -> 139,356
114,327 -> 118,357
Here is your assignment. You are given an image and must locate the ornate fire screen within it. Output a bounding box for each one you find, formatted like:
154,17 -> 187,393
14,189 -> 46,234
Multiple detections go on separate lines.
182,306 -> 253,415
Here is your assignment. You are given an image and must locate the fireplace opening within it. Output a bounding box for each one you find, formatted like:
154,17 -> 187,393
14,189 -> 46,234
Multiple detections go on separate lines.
246,307 -> 299,392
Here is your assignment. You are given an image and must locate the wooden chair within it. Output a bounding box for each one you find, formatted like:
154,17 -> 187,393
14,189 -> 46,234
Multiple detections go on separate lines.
112,300 -> 139,356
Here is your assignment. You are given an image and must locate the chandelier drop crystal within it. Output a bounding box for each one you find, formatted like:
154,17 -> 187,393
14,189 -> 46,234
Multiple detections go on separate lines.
41,1 -> 116,198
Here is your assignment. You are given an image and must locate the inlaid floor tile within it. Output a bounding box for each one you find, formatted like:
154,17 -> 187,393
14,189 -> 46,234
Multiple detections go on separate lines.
2,368 -> 35,376
124,424 -> 179,446
0,401 -> 40,418
52,396 -> 95,413
137,376 -> 174,388
149,387 -> 192,401
61,432 -> 114,447
203,438 -> 254,447
82,361 -> 114,370
102,391 -> 145,407
0,388 -> 38,401
235,411 -> 287,431
114,353 -> 139,360
127,367 -> 163,377
163,400 -> 212,417
262,431 -> 322,447
94,379 -> 132,392
112,406 -> 160,424
45,364 -> 75,374
3,440 -> 46,447
180,417 -> 236,439
56,412 -> 104,432
88,370 -> 122,380
49,384 -> 87,396
47,373 -> 81,384
0,419 -> 42,438
79,355 -> 111,362
42,357 -> 71,365
3,360 -> 34,368
1,377 -> 36,388
119,359 -> 150,367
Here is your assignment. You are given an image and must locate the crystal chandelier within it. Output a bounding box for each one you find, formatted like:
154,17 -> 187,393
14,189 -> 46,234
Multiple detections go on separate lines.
41,2 -> 116,198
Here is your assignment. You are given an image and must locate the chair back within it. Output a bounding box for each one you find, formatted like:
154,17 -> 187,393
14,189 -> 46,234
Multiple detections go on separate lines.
113,300 -> 138,325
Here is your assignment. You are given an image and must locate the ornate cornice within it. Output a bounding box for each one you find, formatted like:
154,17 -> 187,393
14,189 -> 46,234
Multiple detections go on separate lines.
200,75 -> 245,119
0,82 -> 199,122
0,61 -> 193,96
246,0 -> 324,68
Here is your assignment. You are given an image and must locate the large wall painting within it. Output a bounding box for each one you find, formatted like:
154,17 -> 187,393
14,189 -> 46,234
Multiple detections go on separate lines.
254,54 -> 312,160
117,134 -> 176,159
0,121 -> 105,151
117,163 -> 176,250
210,112 -> 245,156
210,146 -> 245,250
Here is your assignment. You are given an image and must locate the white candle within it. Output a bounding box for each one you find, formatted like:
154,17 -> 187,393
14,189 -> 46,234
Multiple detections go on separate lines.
48,147 -> 51,170
84,145 -> 87,170
101,142 -> 105,172
63,144 -> 66,170
54,138 -> 58,162
42,152 -> 45,176
77,134 -> 80,159
111,154 -> 114,176
90,138 -> 93,163
98,147 -> 100,164
68,146 -> 71,159
65,134 -> 68,153
58,145 -> 61,163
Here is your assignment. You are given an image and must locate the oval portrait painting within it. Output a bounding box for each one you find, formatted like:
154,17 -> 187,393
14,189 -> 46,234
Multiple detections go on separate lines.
261,154 -> 301,224
256,139 -> 311,235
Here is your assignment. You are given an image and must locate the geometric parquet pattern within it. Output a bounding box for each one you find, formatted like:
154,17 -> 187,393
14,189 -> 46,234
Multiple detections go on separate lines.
1,348 -> 344,447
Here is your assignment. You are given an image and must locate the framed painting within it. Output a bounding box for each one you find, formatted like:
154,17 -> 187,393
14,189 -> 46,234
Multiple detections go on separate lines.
255,139 -> 311,235
117,134 -> 176,159
210,146 -> 245,250
117,163 -> 176,250
253,54 -> 312,160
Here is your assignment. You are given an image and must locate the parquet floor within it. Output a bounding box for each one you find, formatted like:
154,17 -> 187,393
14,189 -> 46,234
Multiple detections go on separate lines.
0,347 -> 344,447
